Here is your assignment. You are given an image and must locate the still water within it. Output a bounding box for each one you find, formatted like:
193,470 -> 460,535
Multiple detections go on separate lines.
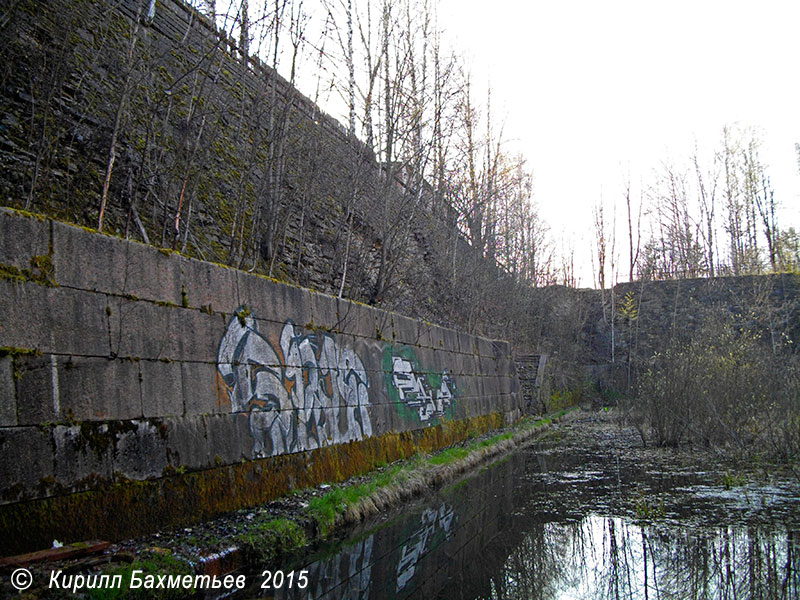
244,420 -> 800,599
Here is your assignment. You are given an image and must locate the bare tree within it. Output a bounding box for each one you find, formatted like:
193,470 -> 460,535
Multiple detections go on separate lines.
623,173 -> 641,282
593,200 -> 606,289
693,146 -> 718,277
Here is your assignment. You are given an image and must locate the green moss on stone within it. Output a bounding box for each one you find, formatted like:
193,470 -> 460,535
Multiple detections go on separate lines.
0,412 -> 509,555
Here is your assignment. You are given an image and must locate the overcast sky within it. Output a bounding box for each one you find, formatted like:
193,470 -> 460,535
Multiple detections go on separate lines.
221,0 -> 800,286
437,0 -> 800,285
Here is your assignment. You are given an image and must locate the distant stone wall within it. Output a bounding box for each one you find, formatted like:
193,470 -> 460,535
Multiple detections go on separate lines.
583,275 -> 800,367
0,208 -> 521,555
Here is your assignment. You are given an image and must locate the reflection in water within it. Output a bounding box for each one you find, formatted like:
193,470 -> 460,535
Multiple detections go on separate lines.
396,505 -> 454,592
496,516 -> 798,600
247,440 -> 800,600
303,536 -> 373,600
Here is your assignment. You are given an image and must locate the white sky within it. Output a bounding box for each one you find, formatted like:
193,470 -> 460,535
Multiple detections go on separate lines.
211,0 -> 800,287
436,0 -> 800,286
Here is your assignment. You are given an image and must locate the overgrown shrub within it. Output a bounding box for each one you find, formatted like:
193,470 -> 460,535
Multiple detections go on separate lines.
629,311 -> 799,458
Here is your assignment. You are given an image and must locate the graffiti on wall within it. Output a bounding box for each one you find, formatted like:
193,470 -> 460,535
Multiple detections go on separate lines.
216,307 -> 372,457
383,346 -> 457,424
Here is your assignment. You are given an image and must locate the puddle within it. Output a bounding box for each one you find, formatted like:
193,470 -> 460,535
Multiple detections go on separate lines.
234,429 -> 800,599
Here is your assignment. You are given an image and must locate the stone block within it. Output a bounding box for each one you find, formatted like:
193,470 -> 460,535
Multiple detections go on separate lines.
415,345 -> 439,377
374,309 -> 395,343
122,242 -> 182,306
332,297 -> 357,335
237,272 -> 312,328
108,300 -> 220,363
337,301 -> 379,341
452,396 -> 470,421
469,374 -> 487,400
173,308 -> 224,363
446,351 -> 467,380
481,375 -> 500,397
113,420 -> 169,480
457,331 -> 476,356
509,373 -> 520,395
308,289 -> 339,333
0,280 -> 109,356
140,360 -> 185,418
14,354 -> 59,425
414,321 -> 435,350
477,354 -> 499,379
181,360 -> 227,416
52,221 -> 182,305
353,336 -> 384,388
0,426 -> 54,504
476,337 -> 494,358
492,339 -> 511,360
179,256 -> 239,314
473,394 -> 491,419
465,354 -> 482,377
161,415 -> 210,471
428,326 -> 446,351
0,208 -> 50,273
499,375 -> 512,395
450,373 -> 473,401
56,357 -> 142,422
389,314 -> 418,347
495,356 -> 511,378
410,318 -> 431,347
107,296 -> 172,359
204,412 -> 253,463
435,327 -> 453,353
384,398 -> 436,432
438,348 -> 462,375
52,424 -> 114,489
51,221 -> 123,294
360,402 -> 393,440
0,356 -> 17,426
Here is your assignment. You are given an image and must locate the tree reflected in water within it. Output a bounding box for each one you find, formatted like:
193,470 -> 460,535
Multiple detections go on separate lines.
249,443 -> 799,600
492,516 -> 798,600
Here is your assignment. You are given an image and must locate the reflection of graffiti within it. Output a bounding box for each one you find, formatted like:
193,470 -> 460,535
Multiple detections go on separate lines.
396,504 -> 455,591
310,536 -> 373,600
217,307 -> 372,457
383,347 -> 457,424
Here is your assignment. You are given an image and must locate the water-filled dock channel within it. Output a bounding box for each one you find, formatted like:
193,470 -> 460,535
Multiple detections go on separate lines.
240,416 -> 800,599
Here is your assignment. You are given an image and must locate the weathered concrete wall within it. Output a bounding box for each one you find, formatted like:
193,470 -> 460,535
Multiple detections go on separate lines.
0,208 -> 521,554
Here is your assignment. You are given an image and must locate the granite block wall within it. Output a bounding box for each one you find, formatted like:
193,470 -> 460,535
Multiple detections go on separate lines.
0,208 -> 522,553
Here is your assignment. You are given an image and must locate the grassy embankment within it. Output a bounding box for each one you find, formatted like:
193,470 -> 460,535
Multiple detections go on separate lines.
288,412 -> 563,543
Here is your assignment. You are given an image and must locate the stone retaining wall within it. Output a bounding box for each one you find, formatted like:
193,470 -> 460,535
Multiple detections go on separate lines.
0,208 -> 521,554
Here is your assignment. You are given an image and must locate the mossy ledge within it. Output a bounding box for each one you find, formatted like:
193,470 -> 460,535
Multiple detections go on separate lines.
0,412 -> 510,556
304,412 -> 561,539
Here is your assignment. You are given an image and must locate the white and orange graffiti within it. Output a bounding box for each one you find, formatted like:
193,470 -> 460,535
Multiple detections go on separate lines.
217,308 -> 372,457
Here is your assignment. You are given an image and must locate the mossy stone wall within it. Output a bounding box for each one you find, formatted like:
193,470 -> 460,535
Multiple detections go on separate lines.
0,208 -> 521,555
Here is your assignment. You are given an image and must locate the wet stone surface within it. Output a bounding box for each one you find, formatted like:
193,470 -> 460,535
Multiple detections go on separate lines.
234,411 -> 800,599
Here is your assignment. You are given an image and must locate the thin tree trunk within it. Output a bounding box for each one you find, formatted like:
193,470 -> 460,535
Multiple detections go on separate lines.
99,0 -> 143,230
